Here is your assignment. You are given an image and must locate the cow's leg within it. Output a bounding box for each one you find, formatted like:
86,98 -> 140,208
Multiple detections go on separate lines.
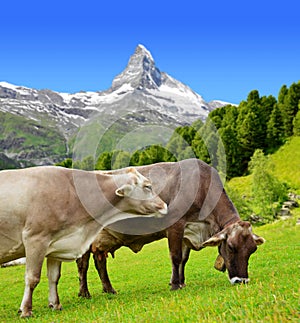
77,250 -> 91,298
18,239 -> 46,318
47,258 -> 62,310
178,245 -> 191,287
167,220 -> 185,290
93,251 -> 117,294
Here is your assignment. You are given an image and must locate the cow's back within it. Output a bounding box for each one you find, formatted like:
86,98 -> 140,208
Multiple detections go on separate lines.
0,167 -> 75,220
99,159 -> 215,244
137,159 -> 217,222
0,167 -> 76,264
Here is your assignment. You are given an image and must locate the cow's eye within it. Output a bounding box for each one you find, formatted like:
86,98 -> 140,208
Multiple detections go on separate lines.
144,185 -> 152,191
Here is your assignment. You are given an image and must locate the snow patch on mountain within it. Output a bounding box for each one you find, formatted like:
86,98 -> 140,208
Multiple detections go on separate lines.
0,45 -> 233,139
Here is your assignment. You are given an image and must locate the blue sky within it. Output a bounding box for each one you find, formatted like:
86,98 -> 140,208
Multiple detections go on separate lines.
1,0 -> 299,104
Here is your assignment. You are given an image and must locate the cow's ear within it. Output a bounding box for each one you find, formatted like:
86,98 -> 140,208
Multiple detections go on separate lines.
253,234 -> 265,245
115,184 -> 133,197
201,232 -> 227,247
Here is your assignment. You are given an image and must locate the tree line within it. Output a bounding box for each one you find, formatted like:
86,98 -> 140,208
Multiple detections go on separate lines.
57,81 -> 300,179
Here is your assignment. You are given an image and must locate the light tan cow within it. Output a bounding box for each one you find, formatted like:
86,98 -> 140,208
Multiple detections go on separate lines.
0,166 -> 167,318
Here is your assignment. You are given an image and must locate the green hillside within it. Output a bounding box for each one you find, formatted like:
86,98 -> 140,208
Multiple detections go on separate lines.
271,136 -> 300,190
227,136 -> 300,222
228,136 -> 300,193
0,111 -> 67,168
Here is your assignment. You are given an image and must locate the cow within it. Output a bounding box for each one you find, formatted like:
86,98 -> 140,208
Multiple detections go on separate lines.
76,159 -> 265,297
0,166 -> 167,318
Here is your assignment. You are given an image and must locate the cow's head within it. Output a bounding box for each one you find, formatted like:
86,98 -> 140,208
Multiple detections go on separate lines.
114,168 -> 168,216
201,221 -> 265,284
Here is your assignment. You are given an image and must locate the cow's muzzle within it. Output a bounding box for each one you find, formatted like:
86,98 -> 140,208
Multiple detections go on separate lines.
158,203 -> 168,215
229,277 -> 250,285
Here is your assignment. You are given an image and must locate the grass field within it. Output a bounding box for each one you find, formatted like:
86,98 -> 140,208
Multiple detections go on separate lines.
0,211 -> 299,323
271,136 -> 300,191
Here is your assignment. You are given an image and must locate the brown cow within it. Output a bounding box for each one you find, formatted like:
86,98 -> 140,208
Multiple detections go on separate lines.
76,159 -> 265,297
0,166 -> 167,318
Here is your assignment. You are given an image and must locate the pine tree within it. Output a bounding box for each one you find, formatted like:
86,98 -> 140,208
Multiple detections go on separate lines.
235,90 -> 275,172
177,146 -> 195,160
191,118 -> 220,165
266,104 -> 284,149
246,90 -> 271,150
219,125 -> 243,179
138,150 -> 152,165
130,150 -> 141,166
191,131 -> 210,163
293,108 -> 300,136
55,158 -> 73,168
81,155 -> 95,170
95,151 -> 113,170
247,89 -> 260,102
72,160 -> 82,169
260,95 -> 277,148
237,111 -> 258,159
216,105 -> 244,177
281,82 -> 300,137
205,132 -> 220,169
278,85 -> 288,106
111,151 -> 131,169
166,133 -> 189,158
165,122 -> 201,159
209,105 -> 227,129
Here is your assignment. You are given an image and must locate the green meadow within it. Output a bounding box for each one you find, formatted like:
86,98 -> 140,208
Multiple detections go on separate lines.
1,137 -> 300,322
0,210 -> 299,323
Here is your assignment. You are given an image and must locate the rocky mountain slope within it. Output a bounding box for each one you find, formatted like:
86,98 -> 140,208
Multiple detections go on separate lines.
0,45 -> 230,167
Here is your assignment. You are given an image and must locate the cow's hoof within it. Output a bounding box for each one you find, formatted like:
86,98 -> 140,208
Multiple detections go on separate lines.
229,277 -> 250,285
19,309 -> 32,318
49,303 -> 63,311
103,288 -> 117,294
170,284 -> 182,291
78,291 -> 91,299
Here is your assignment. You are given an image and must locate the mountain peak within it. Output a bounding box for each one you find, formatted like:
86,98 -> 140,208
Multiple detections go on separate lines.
135,44 -> 154,62
112,45 -> 162,91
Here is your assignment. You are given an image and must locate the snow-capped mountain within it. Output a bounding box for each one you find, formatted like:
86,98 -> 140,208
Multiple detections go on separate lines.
0,45 -> 231,166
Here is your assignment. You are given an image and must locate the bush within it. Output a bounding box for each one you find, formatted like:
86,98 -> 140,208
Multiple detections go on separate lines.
249,149 -> 287,222
225,183 -> 254,221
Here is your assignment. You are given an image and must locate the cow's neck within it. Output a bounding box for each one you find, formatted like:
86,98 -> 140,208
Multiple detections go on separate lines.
220,215 -> 240,229
74,173 -> 120,218
214,196 -> 241,230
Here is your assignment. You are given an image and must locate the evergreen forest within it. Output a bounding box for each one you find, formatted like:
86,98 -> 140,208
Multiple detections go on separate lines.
59,81 -> 300,181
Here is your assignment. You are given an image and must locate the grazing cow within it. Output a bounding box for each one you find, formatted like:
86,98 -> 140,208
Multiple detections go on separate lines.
76,159 -> 265,297
0,166 -> 167,318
